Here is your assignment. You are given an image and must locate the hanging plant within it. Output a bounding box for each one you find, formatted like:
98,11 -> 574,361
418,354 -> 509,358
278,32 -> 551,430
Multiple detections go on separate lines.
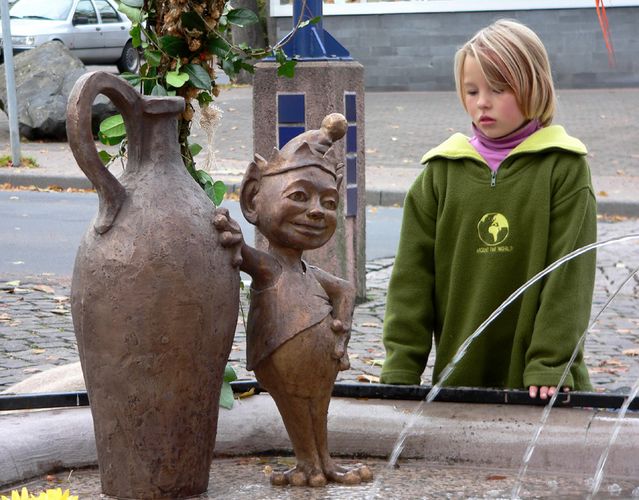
98,0 -> 312,206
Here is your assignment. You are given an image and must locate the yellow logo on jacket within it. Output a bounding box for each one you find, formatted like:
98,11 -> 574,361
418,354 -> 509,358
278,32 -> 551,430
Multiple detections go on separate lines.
477,213 -> 509,246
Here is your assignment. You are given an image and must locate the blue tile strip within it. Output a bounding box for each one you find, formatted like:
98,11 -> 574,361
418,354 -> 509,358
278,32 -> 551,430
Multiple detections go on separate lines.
277,94 -> 305,149
277,94 -> 305,123
344,92 -> 357,217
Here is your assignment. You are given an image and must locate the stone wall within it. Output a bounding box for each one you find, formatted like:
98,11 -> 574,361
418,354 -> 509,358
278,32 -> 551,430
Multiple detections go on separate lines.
271,7 -> 639,90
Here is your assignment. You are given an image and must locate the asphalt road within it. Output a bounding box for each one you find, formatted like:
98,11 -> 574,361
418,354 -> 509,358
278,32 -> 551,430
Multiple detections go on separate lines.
0,190 -> 403,280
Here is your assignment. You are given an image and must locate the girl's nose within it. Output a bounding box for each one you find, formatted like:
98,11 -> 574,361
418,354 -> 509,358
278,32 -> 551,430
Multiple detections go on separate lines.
477,92 -> 491,109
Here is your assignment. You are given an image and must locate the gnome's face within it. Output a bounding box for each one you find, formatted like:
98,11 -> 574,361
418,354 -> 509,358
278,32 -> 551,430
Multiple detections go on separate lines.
256,166 -> 339,251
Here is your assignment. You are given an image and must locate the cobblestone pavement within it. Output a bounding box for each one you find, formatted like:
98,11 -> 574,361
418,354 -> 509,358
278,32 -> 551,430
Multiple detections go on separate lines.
1,219 -> 638,394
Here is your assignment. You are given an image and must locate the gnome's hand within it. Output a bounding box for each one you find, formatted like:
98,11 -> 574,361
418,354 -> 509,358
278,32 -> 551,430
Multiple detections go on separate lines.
213,207 -> 243,267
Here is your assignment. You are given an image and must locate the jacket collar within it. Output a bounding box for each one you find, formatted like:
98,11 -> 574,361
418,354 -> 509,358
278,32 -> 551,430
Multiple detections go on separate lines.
420,125 -> 588,165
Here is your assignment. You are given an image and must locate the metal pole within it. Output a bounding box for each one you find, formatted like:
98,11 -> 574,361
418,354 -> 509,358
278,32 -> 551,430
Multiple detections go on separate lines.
1,0 -> 22,167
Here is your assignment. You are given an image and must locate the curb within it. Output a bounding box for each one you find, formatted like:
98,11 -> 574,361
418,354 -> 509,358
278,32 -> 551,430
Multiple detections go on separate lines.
2,171 -> 638,215
2,395 -> 639,488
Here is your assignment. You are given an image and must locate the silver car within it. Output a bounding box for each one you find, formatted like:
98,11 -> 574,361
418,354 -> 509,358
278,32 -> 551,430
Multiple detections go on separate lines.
0,0 -> 140,73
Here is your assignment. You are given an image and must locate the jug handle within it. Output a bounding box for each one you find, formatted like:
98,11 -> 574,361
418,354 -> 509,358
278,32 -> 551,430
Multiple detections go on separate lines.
66,71 -> 140,234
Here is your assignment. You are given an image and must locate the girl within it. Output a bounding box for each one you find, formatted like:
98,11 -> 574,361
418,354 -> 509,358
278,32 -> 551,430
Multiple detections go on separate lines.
380,19 -> 597,400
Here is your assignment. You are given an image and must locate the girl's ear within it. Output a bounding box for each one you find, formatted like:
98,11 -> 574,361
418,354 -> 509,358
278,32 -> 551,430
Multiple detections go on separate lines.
240,161 -> 261,225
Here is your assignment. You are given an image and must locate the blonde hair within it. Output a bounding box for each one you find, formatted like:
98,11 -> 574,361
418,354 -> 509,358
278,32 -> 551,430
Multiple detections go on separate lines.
454,19 -> 555,126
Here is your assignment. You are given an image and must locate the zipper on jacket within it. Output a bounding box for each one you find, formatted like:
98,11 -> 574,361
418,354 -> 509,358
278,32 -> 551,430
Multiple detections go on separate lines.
490,170 -> 497,187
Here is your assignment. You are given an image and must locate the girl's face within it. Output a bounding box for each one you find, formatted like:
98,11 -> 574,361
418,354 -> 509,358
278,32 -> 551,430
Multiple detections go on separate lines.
462,56 -> 526,139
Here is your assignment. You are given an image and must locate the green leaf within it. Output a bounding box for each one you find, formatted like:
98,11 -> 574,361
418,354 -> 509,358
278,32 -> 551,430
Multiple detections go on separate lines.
224,363 -> 237,382
219,381 -> 234,409
98,114 -> 126,145
195,169 -> 213,185
298,16 -> 320,29
166,70 -> 189,88
129,23 -> 142,46
98,150 -> 113,165
151,84 -> 168,96
159,35 -> 189,58
190,143 -> 203,156
197,91 -> 213,106
118,3 -> 142,23
121,72 -> 141,86
226,8 -> 258,27
212,180 -> 226,205
181,11 -> 207,31
184,63 -> 212,90
206,36 -> 231,59
277,60 -> 297,78
144,49 -> 162,67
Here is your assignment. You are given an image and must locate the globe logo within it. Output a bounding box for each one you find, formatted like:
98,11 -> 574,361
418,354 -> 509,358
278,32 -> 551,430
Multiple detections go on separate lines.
477,213 -> 510,246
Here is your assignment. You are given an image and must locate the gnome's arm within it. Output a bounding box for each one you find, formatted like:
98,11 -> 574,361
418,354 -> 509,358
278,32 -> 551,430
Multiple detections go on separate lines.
310,265 -> 356,366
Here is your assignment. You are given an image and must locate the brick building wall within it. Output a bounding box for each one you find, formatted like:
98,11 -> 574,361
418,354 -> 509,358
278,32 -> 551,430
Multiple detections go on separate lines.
272,7 -> 639,90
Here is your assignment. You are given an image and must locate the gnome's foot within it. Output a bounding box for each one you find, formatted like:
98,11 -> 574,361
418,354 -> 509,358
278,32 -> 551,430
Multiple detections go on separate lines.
324,463 -> 374,484
270,467 -> 327,487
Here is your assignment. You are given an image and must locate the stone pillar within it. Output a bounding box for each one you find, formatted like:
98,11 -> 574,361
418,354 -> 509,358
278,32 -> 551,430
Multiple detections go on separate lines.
253,61 -> 366,298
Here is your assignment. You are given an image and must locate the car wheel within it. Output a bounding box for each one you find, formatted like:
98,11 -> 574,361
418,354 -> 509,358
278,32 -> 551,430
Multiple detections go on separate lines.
117,41 -> 140,74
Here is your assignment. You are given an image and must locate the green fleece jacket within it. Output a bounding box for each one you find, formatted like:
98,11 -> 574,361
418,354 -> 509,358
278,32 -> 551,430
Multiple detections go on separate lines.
380,125 -> 596,390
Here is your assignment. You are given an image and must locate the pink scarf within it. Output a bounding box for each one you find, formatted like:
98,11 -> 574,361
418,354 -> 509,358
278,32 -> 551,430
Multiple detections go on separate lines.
469,119 -> 541,172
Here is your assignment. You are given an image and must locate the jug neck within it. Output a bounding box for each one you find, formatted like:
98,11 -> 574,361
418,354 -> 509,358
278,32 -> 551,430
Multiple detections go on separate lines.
127,112 -> 184,174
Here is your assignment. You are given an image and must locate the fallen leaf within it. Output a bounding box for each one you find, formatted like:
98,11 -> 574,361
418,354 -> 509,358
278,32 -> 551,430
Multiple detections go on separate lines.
597,191 -> 608,197
0,313 -> 11,321
51,309 -> 68,315
486,474 -> 508,481
357,374 -> 380,383
238,388 -> 255,399
366,359 -> 385,367
599,358 -> 628,368
622,348 -> 639,356
361,322 -> 380,328
31,348 -> 46,354
23,368 -> 40,374
33,284 -> 55,294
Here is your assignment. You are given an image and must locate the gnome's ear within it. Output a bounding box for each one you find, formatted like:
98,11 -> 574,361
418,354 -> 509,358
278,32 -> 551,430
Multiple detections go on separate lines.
240,161 -> 262,225
335,162 -> 344,190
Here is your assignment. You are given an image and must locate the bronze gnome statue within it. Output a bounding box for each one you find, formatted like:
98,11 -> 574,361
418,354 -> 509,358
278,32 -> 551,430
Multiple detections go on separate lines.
216,113 -> 373,487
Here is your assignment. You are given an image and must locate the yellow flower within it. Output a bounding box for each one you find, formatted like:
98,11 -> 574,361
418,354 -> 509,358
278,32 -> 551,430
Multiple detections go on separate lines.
1,488 -> 78,500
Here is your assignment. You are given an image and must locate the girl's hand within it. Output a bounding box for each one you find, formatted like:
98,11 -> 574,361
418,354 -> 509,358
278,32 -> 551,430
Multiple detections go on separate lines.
528,385 -> 570,400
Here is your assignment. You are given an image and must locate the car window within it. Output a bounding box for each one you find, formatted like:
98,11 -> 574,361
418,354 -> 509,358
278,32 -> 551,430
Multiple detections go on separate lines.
9,0 -> 73,20
94,0 -> 120,23
74,0 -> 98,24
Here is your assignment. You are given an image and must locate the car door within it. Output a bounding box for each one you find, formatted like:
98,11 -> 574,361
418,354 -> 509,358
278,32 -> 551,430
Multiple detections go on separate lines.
68,0 -> 102,58
93,0 -> 129,59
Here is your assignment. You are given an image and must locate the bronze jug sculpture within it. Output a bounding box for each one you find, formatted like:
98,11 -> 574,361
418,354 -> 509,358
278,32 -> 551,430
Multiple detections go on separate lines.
67,71 -> 239,499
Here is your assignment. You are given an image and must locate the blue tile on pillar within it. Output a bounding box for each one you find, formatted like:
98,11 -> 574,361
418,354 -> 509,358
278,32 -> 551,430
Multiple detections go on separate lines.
277,93 -> 305,148
277,94 -> 305,123
278,126 -> 306,149
345,93 -> 357,122
346,157 -> 357,185
346,186 -> 358,217
346,125 -> 357,154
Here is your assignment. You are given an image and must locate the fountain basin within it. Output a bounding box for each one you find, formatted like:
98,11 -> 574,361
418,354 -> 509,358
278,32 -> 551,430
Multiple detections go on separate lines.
1,394 -> 638,489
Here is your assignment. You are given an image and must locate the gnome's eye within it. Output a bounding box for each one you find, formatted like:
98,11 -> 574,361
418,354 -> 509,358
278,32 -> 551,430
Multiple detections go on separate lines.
288,191 -> 308,202
322,198 -> 337,210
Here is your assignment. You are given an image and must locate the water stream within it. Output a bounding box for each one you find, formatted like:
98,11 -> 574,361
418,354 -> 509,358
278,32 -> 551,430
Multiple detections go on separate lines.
511,263 -> 639,499
371,233 -> 639,498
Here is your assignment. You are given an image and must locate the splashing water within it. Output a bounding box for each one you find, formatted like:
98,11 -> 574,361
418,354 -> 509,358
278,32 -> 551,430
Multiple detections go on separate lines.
588,379 -> 639,498
511,262 -> 639,499
368,233 -> 639,499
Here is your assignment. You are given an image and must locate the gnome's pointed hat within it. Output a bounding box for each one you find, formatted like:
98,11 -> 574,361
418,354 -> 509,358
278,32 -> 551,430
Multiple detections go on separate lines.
255,113 -> 347,178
